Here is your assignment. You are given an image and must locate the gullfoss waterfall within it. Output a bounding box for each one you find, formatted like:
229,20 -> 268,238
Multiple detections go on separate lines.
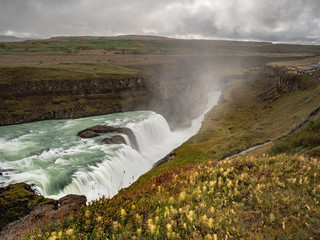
0,92 -> 221,202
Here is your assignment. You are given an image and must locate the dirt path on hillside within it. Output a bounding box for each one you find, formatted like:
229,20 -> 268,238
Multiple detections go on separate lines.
222,105 -> 320,160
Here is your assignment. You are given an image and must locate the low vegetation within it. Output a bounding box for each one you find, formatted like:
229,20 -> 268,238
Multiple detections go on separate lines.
29,154 -> 320,239
1,36 -> 320,56
0,62 -> 139,84
271,115 -> 320,157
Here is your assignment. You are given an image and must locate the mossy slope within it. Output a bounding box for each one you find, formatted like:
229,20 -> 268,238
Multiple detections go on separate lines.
0,183 -> 56,231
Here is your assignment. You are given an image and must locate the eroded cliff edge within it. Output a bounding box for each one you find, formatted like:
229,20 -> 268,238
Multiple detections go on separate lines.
0,61 -> 215,129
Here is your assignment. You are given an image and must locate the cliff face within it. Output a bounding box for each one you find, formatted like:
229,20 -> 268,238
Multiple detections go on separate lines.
263,65 -> 316,94
0,76 -> 153,126
0,61 -> 218,128
278,73 -> 316,93
1,77 -> 143,97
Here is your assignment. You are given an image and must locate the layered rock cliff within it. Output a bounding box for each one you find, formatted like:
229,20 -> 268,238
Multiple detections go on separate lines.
0,75 -> 153,126
0,61 -> 217,129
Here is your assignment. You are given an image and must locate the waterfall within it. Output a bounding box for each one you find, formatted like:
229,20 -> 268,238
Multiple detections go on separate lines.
0,92 -> 221,202
126,113 -> 171,155
55,112 -> 173,201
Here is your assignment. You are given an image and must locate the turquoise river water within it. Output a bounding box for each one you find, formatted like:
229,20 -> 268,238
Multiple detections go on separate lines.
0,92 -> 220,202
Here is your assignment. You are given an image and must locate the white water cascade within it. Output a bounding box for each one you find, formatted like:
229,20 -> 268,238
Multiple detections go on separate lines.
0,92 -> 221,202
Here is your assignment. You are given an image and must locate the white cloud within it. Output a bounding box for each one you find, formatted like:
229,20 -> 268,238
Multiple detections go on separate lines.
0,0 -> 319,43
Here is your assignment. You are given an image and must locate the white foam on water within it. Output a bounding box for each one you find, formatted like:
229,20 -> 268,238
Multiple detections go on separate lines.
0,91 -> 221,202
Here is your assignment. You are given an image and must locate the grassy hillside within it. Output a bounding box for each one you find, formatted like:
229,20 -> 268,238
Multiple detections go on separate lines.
271,114 -> 320,157
29,154 -> 320,239
24,62 -> 320,239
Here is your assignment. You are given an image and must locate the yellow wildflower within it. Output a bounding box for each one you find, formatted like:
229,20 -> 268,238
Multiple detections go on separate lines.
66,228 -> 73,236
205,234 -> 213,240
187,211 -> 194,222
179,191 -> 186,201
210,207 -> 215,214
149,224 -> 156,234
120,208 -> 126,218
85,210 -> 90,218
208,218 -> 214,228
183,223 -> 187,229
202,214 -> 208,223
227,179 -> 232,188
209,181 -> 216,188
166,223 -> 172,232
147,218 -> 153,227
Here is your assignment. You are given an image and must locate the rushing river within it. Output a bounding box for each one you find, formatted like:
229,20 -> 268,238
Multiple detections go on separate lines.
0,92 -> 220,202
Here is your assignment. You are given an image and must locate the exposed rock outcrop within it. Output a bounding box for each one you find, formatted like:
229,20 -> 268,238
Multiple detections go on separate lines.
0,183 -> 86,240
102,135 -> 126,145
78,125 -> 138,150
0,183 -> 57,232
278,72 -> 316,93
0,75 -> 152,127
152,150 -> 176,169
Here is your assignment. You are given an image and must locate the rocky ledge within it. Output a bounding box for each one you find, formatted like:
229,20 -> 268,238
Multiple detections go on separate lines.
78,125 -> 139,150
0,183 -> 86,240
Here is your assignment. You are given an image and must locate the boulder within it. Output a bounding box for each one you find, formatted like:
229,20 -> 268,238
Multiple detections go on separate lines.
78,125 -> 139,150
77,125 -> 121,138
152,150 -> 176,168
102,135 -> 126,145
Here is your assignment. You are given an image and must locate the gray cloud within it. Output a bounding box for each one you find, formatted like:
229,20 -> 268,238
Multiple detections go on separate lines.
0,0 -> 319,43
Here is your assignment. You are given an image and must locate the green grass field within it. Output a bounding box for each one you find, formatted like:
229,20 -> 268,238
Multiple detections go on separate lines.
0,62 -> 139,84
1,36 -> 320,55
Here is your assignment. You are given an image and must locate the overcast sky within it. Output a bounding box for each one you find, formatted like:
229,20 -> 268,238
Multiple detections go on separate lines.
0,0 -> 319,44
